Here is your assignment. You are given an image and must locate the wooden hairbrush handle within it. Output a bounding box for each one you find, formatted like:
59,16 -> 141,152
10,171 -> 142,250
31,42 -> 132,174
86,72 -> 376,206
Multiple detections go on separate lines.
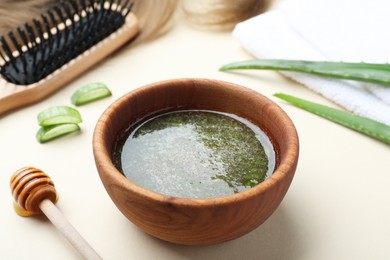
0,13 -> 139,116
10,167 -> 102,260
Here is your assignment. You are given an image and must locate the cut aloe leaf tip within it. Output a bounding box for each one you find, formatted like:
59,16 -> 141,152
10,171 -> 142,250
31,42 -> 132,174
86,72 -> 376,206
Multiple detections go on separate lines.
36,123 -> 81,143
37,105 -> 82,126
36,105 -> 83,143
71,82 -> 112,106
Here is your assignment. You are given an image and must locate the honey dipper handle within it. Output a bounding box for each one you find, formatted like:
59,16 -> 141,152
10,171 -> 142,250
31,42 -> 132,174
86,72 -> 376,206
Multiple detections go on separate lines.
39,199 -> 102,260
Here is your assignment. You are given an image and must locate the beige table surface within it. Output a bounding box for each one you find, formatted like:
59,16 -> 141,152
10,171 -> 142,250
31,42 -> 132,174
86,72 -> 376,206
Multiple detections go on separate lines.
1,7 -> 390,260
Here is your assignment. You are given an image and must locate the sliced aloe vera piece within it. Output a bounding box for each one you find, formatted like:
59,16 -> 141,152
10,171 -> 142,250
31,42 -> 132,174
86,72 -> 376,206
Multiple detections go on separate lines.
220,59 -> 390,86
36,123 -> 81,143
274,93 -> 390,144
37,106 -> 82,126
71,83 -> 112,106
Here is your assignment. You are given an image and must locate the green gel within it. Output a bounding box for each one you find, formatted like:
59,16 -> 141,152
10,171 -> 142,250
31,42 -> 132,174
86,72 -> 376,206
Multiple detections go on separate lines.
115,110 -> 275,199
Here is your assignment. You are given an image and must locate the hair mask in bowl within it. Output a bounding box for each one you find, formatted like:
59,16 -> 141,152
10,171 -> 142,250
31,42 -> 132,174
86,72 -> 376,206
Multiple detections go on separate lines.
93,78 -> 299,245
114,109 -> 276,199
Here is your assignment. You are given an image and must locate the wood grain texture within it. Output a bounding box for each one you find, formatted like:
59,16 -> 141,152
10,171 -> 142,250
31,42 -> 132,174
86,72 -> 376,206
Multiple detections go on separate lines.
0,13 -> 139,117
93,78 -> 299,245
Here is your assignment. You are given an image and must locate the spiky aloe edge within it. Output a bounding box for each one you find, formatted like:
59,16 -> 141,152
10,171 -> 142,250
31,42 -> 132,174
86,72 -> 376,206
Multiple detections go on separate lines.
220,59 -> 390,86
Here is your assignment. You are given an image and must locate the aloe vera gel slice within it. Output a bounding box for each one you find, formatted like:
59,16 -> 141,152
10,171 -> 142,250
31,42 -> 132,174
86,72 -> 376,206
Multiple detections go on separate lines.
71,83 -> 112,106
274,93 -> 390,144
36,124 -> 81,143
36,106 -> 82,143
37,106 -> 82,126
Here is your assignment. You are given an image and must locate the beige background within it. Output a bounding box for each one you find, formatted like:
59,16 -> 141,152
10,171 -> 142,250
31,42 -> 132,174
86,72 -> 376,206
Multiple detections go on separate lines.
1,7 -> 389,260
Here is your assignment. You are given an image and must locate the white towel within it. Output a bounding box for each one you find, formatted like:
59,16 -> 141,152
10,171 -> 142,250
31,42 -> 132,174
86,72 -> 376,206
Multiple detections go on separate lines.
233,0 -> 390,125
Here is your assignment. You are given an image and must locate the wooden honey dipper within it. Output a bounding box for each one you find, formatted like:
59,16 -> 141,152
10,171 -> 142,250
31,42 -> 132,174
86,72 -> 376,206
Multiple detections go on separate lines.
10,166 -> 102,260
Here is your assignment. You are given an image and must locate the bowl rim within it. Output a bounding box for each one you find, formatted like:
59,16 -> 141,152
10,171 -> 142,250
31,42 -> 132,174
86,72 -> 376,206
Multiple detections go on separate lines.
93,78 -> 299,207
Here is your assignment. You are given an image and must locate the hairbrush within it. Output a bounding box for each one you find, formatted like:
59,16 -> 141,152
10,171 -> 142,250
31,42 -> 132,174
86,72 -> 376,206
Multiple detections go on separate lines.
0,0 -> 139,116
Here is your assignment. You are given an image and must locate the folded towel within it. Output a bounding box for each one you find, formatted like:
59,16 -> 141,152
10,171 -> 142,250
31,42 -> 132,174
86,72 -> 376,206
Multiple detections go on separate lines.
233,0 -> 390,125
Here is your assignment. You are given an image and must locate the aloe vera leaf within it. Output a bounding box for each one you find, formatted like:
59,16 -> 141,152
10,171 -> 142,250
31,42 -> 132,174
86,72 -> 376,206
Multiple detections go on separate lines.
220,59 -> 390,86
273,93 -> 390,144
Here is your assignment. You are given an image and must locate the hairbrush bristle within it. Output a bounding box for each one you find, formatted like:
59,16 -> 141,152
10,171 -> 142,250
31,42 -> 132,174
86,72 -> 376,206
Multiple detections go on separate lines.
0,0 -> 133,85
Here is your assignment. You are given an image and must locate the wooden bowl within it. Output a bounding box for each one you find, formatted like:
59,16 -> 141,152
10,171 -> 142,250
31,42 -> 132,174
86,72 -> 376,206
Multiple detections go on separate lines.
93,78 -> 299,245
